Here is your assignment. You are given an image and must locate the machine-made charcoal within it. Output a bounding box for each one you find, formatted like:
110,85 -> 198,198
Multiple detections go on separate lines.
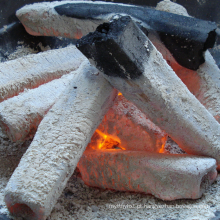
0,72 -> 167,147
4,60 -> 117,220
77,149 -> 217,201
16,1 -> 217,70
0,45 -> 85,102
0,73 -> 77,143
77,16 -> 220,169
155,0 -> 220,124
89,94 -> 167,152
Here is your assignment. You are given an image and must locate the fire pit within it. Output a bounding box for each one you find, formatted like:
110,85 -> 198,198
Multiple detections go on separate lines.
1,0 -> 220,220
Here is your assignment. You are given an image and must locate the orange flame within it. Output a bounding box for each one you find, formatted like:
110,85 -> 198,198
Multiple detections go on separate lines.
88,93 -> 167,153
88,129 -> 125,150
158,136 -> 167,153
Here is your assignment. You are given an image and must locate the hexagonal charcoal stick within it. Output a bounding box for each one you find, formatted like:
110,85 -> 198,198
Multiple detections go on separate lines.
0,73 -> 77,143
77,150 -> 217,200
76,16 -> 220,168
0,46 -> 85,102
16,1 -> 217,70
4,61 -> 117,220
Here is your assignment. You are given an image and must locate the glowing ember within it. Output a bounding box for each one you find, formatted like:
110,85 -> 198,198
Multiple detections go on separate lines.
158,136 -> 167,153
87,94 -> 167,152
88,129 -> 125,150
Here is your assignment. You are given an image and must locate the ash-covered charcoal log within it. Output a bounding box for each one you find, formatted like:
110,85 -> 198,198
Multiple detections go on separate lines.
0,73 -> 77,143
77,16 -> 220,169
89,94 -> 167,152
155,0 -> 220,124
4,61 -> 117,220
78,150 -> 217,201
16,1 -> 217,70
0,45 -> 85,102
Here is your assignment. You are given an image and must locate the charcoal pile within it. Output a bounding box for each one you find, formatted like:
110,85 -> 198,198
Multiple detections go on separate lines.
1,1 -> 220,220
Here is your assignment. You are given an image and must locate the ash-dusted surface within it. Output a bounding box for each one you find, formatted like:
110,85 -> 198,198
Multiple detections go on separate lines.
77,16 -> 220,168
156,0 -> 189,16
78,150 -> 217,200
16,1 -> 104,39
0,73 -> 78,143
0,45 -> 85,102
0,42 -> 219,220
0,98 -> 219,220
4,60 -> 117,219
0,131 -> 220,220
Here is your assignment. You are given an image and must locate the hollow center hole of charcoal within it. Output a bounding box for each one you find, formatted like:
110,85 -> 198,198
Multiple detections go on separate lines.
9,203 -> 35,218
96,23 -> 110,35
92,23 -> 111,43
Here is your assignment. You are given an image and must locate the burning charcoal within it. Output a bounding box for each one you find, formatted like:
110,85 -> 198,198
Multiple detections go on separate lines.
155,0 -> 220,124
16,1 -> 217,70
89,129 -> 122,150
0,45 -> 85,102
4,61 -> 117,220
77,150 -> 217,201
77,16 -> 220,169
88,94 -> 167,152
0,73 -> 77,143
164,137 -> 186,154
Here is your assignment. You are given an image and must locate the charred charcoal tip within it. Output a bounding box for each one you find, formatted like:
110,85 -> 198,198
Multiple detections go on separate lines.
96,23 -> 110,34
77,16 -> 132,47
77,16 -> 143,79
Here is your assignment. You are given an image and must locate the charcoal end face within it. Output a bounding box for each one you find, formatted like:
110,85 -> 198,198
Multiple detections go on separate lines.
159,25 -> 216,70
159,33 -> 204,70
77,16 -> 144,79
77,16 -> 132,45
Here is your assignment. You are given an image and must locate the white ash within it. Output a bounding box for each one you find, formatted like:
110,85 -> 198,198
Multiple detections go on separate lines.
0,38 -> 219,220
5,42 -> 51,61
156,0 -> 189,16
0,122 -> 219,220
16,1 -> 106,39
4,59 -> 117,219
0,72 -> 80,143
4,45 -> 37,61
0,43 -> 84,103
0,126 -> 33,212
1,142 -> 220,220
